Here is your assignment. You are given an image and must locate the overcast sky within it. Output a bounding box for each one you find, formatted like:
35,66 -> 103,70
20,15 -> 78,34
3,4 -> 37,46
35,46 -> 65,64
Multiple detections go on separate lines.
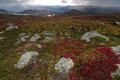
0,0 -> 120,11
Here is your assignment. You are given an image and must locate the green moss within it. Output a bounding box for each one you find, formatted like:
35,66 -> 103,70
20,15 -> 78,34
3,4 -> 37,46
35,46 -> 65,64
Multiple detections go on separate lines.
90,36 -> 106,43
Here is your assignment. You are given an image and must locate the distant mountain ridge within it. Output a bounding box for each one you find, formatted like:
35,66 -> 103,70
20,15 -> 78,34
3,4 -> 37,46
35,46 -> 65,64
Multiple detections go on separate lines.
0,9 -> 9,14
19,9 -> 57,16
62,9 -> 85,16
1,5 -> 120,15
0,9 -> 15,14
64,6 -> 120,14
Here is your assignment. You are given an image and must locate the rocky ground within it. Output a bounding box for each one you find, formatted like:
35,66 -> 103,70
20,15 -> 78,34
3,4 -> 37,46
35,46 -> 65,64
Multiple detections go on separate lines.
0,14 -> 120,80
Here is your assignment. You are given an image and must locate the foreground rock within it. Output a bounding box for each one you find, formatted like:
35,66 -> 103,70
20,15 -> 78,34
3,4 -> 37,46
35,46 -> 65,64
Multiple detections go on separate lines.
115,21 -> 120,26
55,57 -> 74,73
81,31 -> 109,42
6,25 -> 19,31
112,46 -> 120,54
15,51 -> 39,69
112,64 -> 120,77
111,46 -> 120,78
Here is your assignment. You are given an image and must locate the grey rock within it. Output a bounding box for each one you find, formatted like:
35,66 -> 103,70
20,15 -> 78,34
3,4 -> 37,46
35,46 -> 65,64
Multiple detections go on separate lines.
116,21 -> 120,26
16,33 -> 30,44
6,25 -> 19,31
19,33 -> 26,37
21,35 -> 29,42
42,37 -> 55,42
81,31 -> 109,42
37,44 -> 42,48
15,51 -> 39,69
30,34 -> 41,42
112,46 -> 120,54
43,32 -> 56,37
55,57 -> 74,73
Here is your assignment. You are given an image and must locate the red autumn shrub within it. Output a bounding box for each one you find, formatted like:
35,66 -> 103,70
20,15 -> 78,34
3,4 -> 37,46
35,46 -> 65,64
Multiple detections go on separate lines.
75,48 -> 120,80
50,39 -> 120,80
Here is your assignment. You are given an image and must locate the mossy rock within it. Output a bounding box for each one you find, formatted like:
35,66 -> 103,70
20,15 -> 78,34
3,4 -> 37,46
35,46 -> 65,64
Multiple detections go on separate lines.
90,36 -> 107,43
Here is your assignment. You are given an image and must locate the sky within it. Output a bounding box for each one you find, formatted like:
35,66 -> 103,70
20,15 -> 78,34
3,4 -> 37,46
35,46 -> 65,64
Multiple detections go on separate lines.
0,0 -> 120,11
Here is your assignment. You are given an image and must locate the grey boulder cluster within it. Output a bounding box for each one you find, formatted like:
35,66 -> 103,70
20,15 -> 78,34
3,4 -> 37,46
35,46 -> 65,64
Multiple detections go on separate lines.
17,32 -> 56,44
13,30 -> 120,79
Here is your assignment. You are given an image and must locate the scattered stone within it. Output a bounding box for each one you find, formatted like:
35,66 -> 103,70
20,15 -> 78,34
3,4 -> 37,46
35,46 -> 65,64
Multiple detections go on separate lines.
112,46 -> 120,54
43,32 -> 56,37
6,25 -> 19,31
23,20 -> 26,23
0,31 -> 4,34
55,57 -> 74,73
30,34 -> 41,42
15,51 -> 39,69
19,33 -> 26,37
115,21 -> 120,26
16,33 -> 30,44
0,37 -> 4,41
81,31 -> 109,42
42,37 -> 55,42
20,35 -> 29,42
37,44 -> 42,48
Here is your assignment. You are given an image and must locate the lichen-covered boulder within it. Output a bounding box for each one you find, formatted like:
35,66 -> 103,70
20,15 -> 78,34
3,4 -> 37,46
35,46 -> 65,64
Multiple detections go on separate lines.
116,21 -> 120,26
81,31 -> 109,42
55,57 -> 74,73
112,64 -> 120,77
0,37 -> 4,41
37,44 -> 42,48
30,33 -> 41,42
0,31 -> 4,34
112,46 -> 120,54
6,25 -> 19,31
15,51 -> 39,69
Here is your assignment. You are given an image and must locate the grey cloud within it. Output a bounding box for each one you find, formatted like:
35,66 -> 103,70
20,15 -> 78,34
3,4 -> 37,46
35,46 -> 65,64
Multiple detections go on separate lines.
62,0 -> 68,3
0,0 -> 29,3
0,0 -> 31,7
0,0 -> 120,11
73,0 -> 120,6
